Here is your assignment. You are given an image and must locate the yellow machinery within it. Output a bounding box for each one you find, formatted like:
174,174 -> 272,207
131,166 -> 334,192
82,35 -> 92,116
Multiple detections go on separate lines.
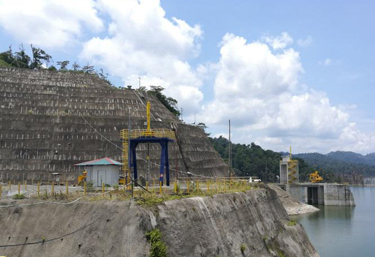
288,146 -> 298,184
119,175 -> 125,185
120,100 -> 175,187
309,171 -> 323,183
77,170 -> 87,185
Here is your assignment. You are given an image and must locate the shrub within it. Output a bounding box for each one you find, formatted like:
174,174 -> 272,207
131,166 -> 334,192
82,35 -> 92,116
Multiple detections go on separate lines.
13,193 -> 26,200
240,244 -> 246,254
146,229 -> 167,257
87,181 -> 94,192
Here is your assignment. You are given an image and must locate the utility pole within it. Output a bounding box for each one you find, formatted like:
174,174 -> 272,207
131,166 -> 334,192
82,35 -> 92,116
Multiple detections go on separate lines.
128,108 -> 133,197
228,119 -> 231,175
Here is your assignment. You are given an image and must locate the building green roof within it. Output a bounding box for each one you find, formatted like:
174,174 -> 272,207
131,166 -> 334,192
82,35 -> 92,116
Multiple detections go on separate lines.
74,157 -> 122,166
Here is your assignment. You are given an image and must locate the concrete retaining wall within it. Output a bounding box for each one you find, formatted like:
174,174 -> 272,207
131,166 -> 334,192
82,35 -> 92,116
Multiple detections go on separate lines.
323,184 -> 355,206
286,183 -> 355,206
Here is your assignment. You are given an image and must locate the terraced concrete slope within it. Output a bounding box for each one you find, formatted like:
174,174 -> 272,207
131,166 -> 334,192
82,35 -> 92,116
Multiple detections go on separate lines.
0,68 -> 228,182
0,187 -> 319,257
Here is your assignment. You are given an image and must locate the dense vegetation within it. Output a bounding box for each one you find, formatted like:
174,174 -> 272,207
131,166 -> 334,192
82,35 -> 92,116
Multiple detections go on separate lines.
326,151 -> 375,166
208,136 -> 331,182
138,86 -> 180,117
0,44 -> 111,84
1,45 -> 181,115
295,152 -> 375,184
209,134 -> 375,184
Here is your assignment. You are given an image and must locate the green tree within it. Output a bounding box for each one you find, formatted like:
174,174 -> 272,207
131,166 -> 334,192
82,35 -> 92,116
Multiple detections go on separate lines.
148,86 -> 180,117
30,44 -> 52,69
13,44 -> 31,68
57,60 -> 70,70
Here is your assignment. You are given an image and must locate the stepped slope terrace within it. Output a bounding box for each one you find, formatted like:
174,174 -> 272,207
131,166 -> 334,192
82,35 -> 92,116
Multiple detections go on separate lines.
0,68 -> 229,182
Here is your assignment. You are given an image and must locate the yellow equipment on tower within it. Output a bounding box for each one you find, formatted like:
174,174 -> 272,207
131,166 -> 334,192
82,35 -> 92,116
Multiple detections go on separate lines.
309,171 -> 323,183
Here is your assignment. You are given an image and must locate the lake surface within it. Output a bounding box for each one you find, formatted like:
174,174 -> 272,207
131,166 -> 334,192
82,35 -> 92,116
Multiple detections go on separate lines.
295,187 -> 375,257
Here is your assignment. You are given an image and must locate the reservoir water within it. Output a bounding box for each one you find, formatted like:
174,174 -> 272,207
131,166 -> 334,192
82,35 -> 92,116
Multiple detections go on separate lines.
295,187 -> 375,257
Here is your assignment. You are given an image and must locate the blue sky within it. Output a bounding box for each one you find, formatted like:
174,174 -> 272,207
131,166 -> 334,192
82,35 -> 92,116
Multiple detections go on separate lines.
0,0 -> 374,154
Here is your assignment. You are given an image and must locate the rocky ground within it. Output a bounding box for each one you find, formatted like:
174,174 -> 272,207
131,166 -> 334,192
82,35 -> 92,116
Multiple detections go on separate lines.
268,183 -> 320,215
0,186 -> 319,257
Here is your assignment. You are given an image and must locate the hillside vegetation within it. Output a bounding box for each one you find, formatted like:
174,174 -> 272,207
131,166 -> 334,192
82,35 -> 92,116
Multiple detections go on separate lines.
208,136 -> 375,184
209,136 -> 332,182
296,152 -> 375,184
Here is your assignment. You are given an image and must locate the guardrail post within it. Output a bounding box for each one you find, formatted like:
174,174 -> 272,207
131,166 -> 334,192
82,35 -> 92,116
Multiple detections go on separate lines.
102,182 -> 105,197
187,180 -> 190,193
37,182 -> 40,198
51,182 -> 54,195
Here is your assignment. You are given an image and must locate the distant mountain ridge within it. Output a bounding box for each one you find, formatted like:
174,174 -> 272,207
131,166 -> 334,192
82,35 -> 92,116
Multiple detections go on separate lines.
295,151 -> 375,177
326,151 -> 375,166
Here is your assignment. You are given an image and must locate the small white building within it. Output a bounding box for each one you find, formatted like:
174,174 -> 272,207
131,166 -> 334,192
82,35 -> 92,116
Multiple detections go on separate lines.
75,157 -> 122,187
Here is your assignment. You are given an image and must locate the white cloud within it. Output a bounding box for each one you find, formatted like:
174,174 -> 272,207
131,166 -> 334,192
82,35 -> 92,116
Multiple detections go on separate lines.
80,0 -> 203,114
323,58 -> 332,66
319,58 -> 343,66
297,36 -> 313,47
0,0 -> 103,48
263,32 -> 293,50
339,123 -> 375,153
199,33 -> 371,153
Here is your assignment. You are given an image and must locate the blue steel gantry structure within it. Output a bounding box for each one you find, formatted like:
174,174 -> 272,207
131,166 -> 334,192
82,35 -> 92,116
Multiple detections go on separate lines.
120,101 -> 175,187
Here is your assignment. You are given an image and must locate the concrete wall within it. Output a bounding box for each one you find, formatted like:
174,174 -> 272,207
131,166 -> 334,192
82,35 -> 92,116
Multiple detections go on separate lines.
286,184 -> 306,203
324,184 -> 355,206
285,183 -> 355,206
280,164 -> 288,184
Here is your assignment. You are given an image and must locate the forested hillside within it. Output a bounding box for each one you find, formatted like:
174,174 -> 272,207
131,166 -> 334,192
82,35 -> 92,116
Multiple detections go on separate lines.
209,136 -> 375,184
209,136 -> 335,182
295,152 -> 375,183
326,151 -> 375,166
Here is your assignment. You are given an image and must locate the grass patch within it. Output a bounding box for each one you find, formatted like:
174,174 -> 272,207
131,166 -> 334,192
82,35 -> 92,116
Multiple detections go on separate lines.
136,194 -> 184,207
146,229 -> 167,257
240,244 -> 246,254
13,193 -> 26,200
134,182 -> 259,207
287,219 -> 297,226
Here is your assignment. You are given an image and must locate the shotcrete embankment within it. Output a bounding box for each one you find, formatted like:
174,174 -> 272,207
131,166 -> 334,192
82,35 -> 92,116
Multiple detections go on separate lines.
0,186 -> 319,257
0,68 -> 229,181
